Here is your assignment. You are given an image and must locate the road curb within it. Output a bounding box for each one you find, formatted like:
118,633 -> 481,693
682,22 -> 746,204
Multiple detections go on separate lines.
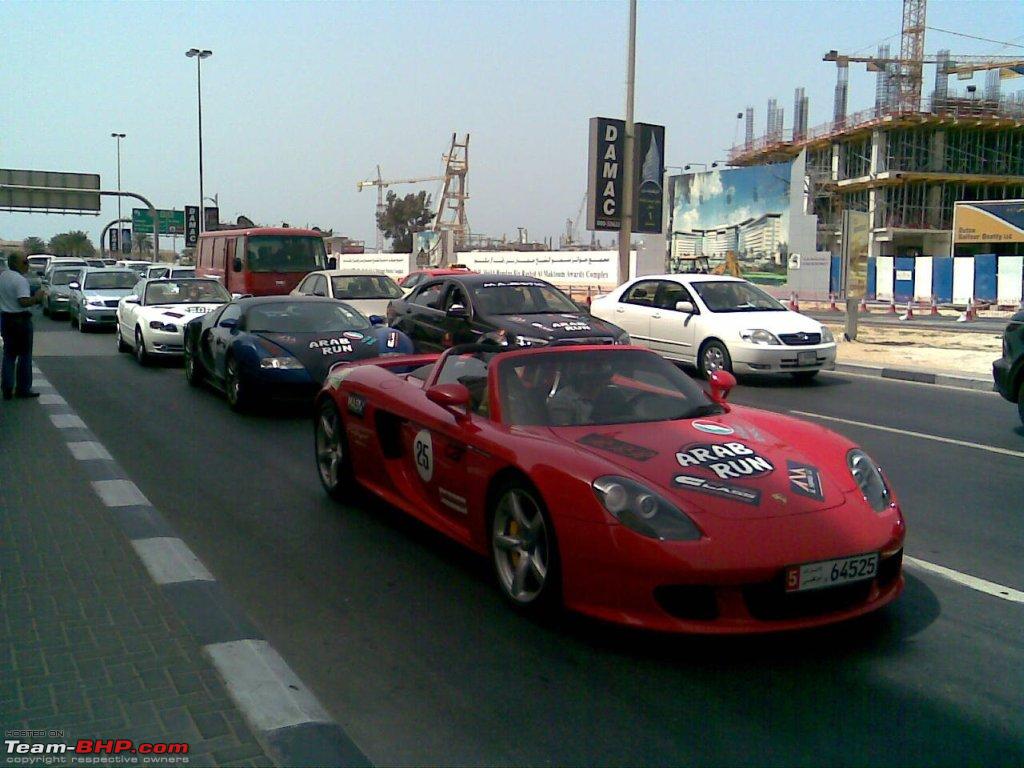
33,366 -> 372,768
833,362 -> 994,392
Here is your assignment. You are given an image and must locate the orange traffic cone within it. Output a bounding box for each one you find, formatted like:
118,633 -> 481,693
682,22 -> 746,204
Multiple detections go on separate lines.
888,295 -> 897,314
929,295 -> 940,316
899,300 -> 914,321
858,295 -> 870,313
829,292 -> 839,312
788,292 -> 800,312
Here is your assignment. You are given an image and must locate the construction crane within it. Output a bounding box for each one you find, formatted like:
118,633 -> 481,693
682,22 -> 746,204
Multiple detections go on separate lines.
356,165 -> 444,253
823,0 -> 1024,110
562,191 -> 588,247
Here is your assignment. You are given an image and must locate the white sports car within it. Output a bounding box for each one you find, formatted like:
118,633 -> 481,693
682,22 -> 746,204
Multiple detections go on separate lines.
117,278 -> 231,365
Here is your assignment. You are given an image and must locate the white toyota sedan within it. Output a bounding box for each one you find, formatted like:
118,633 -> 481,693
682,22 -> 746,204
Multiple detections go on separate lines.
291,271 -> 403,319
590,273 -> 836,381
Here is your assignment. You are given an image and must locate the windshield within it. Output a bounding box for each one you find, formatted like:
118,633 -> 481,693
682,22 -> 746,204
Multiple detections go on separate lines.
28,257 -> 49,270
471,281 -> 578,315
497,348 -> 718,427
331,274 -> 402,300
170,268 -> 195,278
145,279 -> 230,306
84,272 -> 137,290
51,270 -> 80,286
691,281 -> 785,312
247,301 -> 370,333
247,236 -> 326,273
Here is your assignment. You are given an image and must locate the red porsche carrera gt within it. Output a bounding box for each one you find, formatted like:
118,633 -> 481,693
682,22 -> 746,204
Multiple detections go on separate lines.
314,343 -> 905,633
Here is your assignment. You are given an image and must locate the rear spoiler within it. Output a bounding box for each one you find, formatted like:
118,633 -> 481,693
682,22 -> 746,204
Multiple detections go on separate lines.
327,352 -> 439,377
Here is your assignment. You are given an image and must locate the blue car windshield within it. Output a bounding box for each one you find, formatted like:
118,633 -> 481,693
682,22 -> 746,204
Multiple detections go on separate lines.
246,302 -> 370,333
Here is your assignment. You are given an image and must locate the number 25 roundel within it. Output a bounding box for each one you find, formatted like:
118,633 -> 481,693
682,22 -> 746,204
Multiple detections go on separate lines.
414,429 -> 434,482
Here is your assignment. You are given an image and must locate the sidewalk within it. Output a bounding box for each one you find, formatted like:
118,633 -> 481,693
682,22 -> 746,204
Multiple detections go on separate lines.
0,389 -> 274,766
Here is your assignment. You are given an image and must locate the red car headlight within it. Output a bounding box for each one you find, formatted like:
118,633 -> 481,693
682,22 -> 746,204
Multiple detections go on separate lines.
593,476 -> 703,541
847,449 -> 893,512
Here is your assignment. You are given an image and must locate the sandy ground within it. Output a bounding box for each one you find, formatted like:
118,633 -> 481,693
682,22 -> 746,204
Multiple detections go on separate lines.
825,321 -> 1002,377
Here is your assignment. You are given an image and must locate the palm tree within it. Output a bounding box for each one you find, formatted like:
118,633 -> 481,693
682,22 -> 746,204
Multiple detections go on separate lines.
132,233 -> 153,257
48,231 -> 96,257
22,236 -> 48,255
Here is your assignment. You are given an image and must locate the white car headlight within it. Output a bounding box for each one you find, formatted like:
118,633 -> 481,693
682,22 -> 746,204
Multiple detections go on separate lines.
86,300 -> 107,308
149,321 -> 178,332
260,356 -> 304,369
514,335 -> 549,347
821,326 -> 835,343
739,329 -> 781,345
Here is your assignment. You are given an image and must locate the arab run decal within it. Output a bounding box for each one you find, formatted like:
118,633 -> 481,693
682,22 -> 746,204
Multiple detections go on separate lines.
578,433 -> 657,462
691,420 -> 734,436
787,460 -> 825,501
309,337 -> 353,356
675,442 -> 774,480
672,474 -> 761,506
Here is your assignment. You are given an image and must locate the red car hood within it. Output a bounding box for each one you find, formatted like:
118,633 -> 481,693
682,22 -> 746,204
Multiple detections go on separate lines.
549,412 -> 848,520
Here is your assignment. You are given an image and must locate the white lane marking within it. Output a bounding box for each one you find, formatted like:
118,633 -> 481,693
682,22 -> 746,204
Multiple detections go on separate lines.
131,537 -> 215,585
66,441 -> 113,461
204,639 -> 331,732
92,479 -> 150,507
789,410 -> 1024,459
38,393 -> 67,406
905,556 -> 1024,604
49,413 -> 85,429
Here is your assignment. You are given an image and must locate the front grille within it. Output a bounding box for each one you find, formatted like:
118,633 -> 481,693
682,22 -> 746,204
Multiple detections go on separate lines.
654,585 -> 719,620
779,332 -> 821,346
743,578 -> 872,621
103,299 -> 120,307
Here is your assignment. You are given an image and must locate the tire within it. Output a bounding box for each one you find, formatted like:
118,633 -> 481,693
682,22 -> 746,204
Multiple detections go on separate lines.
116,324 -> 130,353
489,480 -> 560,612
183,337 -> 203,387
1018,379 -> 1024,427
42,302 -> 50,318
791,370 -> 819,383
698,339 -> 733,379
315,400 -> 353,500
134,328 -> 150,366
78,314 -> 89,333
224,355 -> 249,412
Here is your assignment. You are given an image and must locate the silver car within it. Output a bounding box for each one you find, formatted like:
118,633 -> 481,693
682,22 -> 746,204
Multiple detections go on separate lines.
41,267 -> 84,318
68,268 -> 138,332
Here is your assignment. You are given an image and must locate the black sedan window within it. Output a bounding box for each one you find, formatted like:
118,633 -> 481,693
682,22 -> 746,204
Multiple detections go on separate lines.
246,302 -> 370,333
331,275 -> 402,299
471,281 -> 577,315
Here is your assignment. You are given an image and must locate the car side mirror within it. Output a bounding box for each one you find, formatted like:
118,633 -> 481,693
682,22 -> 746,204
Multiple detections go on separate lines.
326,256 -> 337,269
426,382 -> 471,422
708,370 -> 736,404
124,295 -> 140,304
219,318 -> 238,329
68,281 -> 80,290
231,293 -> 243,300
675,300 -> 696,314
312,289 -> 325,297
446,303 -> 468,320
369,314 -> 385,326
232,257 -> 243,273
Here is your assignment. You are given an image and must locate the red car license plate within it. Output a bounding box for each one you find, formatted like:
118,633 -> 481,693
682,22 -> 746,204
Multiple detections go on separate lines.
785,553 -> 879,592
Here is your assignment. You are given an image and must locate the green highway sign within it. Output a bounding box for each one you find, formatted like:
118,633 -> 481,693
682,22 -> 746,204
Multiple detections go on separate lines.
132,208 -> 185,235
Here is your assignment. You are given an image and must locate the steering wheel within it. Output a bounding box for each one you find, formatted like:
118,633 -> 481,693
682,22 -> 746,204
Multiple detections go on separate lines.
628,392 -> 670,421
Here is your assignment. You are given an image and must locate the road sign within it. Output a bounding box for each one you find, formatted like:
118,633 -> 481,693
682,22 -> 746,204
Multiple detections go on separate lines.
586,119 -> 665,233
204,206 -> 219,231
185,206 -> 200,248
0,169 -> 101,213
132,208 -> 185,235
109,229 -> 119,253
121,228 -> 132,254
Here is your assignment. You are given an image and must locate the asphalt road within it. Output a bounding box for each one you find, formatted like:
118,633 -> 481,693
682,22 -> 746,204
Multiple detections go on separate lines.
30,311 -> 1024,766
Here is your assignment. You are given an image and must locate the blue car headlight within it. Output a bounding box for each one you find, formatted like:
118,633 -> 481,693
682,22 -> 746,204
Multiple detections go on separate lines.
260,356 -> 304,370
847,449 -> 892,512
593,476 -> 702,541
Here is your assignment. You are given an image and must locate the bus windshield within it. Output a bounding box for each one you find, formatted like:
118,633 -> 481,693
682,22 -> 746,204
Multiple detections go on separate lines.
246,236 -> 325,273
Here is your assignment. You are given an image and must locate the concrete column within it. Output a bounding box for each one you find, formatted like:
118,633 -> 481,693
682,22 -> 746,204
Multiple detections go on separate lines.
930,130 -> 946,172
870,129 -> 886,174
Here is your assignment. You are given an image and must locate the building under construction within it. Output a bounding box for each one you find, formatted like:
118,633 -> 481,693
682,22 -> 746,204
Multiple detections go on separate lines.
726,0 -> 1024,263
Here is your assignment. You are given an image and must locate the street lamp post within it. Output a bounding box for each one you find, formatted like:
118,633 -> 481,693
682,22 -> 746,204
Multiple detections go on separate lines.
111,133 -> 126,235
617,0 -> 637,285
186,48 -> 213,234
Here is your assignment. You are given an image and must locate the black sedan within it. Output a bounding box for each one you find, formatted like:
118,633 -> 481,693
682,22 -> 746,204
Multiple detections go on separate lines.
993,308 -> 1024,425
183,295 -> 414,411
386,273 -> 629,352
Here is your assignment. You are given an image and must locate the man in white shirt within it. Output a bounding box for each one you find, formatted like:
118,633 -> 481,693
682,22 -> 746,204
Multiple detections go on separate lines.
0,252 -> 44,400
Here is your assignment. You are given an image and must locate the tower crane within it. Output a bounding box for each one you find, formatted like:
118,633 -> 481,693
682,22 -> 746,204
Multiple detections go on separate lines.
356,165 -> 444,253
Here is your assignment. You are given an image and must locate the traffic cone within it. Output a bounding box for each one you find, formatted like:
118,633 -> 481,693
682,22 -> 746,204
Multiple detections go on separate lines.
788,292 -> 800,312
957,298 -> 976,323
858,295 -> 870,313
899,300 -> 914,321
888,294 -> 897,314
929,295 -> 940,316
829,292 -> 839,312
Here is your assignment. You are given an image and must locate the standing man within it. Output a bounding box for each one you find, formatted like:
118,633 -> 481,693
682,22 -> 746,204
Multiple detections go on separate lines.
0,253 -> 44,400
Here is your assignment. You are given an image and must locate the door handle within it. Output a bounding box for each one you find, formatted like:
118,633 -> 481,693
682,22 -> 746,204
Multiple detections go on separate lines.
652,313 -> 662,319
615,307 -> 625,313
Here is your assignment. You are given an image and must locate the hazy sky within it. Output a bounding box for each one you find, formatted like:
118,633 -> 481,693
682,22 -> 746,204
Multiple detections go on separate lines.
2,0 -> 1020,250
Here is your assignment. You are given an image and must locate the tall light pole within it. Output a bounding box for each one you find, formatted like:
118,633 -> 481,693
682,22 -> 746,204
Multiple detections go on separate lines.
111,133 -> 126,237
617,0 -> 637,286
186,48 -> 213,234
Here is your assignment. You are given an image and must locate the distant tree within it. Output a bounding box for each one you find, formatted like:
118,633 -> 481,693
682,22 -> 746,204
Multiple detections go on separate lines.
22,236 -> 48,255
376,190 -> 433,253
48,231 -> 96,257
132,233 -> 153,257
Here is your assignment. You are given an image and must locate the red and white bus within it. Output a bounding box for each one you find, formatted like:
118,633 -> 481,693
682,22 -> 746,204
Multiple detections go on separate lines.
195,227 -> 328,296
